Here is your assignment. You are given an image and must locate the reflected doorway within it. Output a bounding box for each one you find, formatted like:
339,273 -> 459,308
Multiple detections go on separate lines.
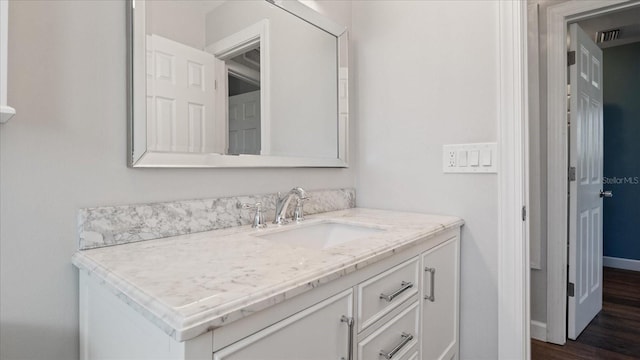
227,48 -> 261,155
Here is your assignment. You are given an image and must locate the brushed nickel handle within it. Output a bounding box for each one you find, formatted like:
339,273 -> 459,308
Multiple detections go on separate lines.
379,332 -> 414,359
238,202 -> 267,229
340,315 -> 354,360
380,281 -> 414,302
425,267 -> 436,302
600,190 -> 613,198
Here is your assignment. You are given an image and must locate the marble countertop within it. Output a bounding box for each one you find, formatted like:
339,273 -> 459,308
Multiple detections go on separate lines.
72,208 -> 463,342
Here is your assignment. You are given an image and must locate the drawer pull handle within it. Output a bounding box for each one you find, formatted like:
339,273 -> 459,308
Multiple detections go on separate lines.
379,332 -> 414,359
340,315 -> 354,360
425,267 -> 436,302
380,281 -> 414,302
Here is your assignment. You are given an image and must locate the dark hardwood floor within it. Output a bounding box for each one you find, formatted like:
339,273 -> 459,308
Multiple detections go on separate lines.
532,267 -> 640,359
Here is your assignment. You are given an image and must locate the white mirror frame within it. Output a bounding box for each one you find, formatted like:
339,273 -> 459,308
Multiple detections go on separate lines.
127,0 -> 349,168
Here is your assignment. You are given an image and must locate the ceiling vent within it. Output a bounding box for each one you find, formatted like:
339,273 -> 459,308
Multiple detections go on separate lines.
597,28 -> 621,43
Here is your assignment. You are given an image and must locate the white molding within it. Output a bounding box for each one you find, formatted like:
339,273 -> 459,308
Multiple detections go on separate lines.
497,1 -> 530,359
527,2 -> 542,270
0,0 -> 15,124
544,0 -> 636,346
603,256 -> 640,272
530,320 -> 547,342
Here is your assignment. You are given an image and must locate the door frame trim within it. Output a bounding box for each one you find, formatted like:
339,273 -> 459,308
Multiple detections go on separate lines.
545,0 -> 639,345
497,1 -> 530,359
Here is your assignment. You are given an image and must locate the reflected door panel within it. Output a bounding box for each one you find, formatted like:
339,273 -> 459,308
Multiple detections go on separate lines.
228,90 -> 261,155
146,34 -> 217,153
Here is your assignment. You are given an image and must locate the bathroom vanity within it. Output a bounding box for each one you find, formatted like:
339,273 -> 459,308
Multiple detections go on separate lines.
73,206 -> 462,360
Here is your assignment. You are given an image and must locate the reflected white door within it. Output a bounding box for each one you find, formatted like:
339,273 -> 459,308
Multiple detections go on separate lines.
568,23 -> 604,340
228,90 -> 261,155
146,34 -> 220,153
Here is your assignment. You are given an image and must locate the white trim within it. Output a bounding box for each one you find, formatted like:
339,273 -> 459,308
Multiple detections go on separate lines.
527,2 -> 542,270
0,0 -> 15,124
530,320 -> 547,342
545,0 -> 637,346
603,256 -> 640,272
497,1 -> 530,359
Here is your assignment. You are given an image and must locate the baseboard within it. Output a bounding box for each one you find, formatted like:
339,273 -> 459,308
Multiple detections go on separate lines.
530,320 -> 547,342
603,256 -> 640,272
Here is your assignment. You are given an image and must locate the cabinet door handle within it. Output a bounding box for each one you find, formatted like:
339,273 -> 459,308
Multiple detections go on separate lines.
340,315 -> 354,360
379,332 -> 414,359
425,267 -> 436,302
380,281 -> 414,302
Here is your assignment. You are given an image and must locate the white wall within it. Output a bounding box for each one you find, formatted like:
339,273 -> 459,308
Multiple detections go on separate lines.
0,1 -> 354,359
352,1 -> 500,358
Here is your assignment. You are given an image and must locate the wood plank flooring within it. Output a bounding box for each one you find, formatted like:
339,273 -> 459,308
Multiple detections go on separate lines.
532,267 -> 640,359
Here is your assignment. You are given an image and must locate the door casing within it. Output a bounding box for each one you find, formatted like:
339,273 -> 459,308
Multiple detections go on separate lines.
545,0 -> 639,346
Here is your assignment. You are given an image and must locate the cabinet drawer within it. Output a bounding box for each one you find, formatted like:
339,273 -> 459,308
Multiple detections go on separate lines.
357,301 -> 420,360
357,256 -> 419,331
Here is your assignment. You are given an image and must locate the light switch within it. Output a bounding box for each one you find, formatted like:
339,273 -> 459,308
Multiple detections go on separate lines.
443,143 -> 497,173
457,150 -> 468,167
481,149 -> 492,166
469,150 -> 480,166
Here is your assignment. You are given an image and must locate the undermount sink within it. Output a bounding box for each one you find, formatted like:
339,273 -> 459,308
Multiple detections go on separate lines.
255,221 -> 386,250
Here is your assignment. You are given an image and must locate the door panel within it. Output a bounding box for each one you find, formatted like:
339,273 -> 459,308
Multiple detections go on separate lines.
146,34 -> 218,153
568,23 -> 604,340
228,90 -> 261,155
213,290 -> 353,360
421,237 -> 458,360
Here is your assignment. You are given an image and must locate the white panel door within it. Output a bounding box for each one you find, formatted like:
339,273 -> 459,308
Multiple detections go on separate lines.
213,290 -> 353,360
228,90 -> 261,155
146,34 -> 219,153
568,23 -> 604,340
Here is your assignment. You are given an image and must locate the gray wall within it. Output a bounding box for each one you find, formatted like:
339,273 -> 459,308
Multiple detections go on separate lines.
352,1 -> 500,358
0,1 -> 354,359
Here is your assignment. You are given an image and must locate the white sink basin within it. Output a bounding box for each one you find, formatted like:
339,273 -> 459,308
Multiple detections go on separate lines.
255,221 -> 386,250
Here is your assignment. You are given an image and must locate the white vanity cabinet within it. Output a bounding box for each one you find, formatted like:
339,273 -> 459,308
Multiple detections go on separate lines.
421,237 -> 459,360
213,289 -> 353,360
78,227 -> 460,360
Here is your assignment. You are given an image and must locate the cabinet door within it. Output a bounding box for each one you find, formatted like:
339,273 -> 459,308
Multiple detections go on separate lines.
421,237 -> 459,360
213,289 -> 353,360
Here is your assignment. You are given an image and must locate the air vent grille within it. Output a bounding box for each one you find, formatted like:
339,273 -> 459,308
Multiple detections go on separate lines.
597,29 -> 620,43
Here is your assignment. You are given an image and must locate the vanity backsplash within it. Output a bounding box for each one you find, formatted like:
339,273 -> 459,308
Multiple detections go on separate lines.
78,188 -> 355,250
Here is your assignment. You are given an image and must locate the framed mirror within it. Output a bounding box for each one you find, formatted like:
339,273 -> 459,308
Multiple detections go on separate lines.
127,0 -> 349,168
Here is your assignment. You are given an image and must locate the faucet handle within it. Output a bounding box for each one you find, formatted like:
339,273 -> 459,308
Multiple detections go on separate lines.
294,196 -> 310,222
238,202 -> 267,229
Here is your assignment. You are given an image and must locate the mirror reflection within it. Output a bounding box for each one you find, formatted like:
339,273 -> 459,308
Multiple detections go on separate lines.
140,0 -> 342,162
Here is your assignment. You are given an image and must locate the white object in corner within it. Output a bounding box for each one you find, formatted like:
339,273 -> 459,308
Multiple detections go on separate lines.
1,0 -> 16,124
442,143 -> 498,173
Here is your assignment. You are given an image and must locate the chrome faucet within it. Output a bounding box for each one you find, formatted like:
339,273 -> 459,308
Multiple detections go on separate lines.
273,187 -> 309,225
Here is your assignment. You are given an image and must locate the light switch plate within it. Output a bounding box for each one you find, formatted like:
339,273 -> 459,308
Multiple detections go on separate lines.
443,143 -> 498,173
